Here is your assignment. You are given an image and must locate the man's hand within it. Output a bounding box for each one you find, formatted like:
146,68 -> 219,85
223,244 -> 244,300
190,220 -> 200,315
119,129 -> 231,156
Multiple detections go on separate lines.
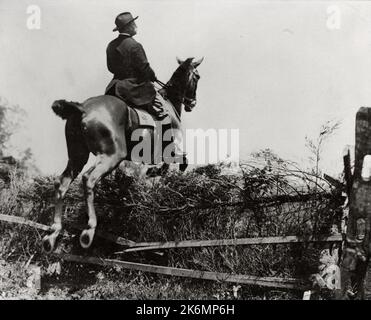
153,97 -> 163,109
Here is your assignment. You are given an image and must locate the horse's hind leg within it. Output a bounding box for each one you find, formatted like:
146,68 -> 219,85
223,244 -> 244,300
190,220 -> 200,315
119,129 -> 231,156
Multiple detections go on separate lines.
42,156 -> 88,253
43,119 -> 89,253
80,154 -> 122,249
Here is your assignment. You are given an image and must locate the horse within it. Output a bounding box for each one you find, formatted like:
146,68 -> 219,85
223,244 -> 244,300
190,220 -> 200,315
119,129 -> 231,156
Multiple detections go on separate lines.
42,57 -> 203,253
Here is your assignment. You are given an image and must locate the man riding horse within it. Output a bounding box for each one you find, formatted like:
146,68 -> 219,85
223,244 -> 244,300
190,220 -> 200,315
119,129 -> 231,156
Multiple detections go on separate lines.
42,12 -> 203,252
105,12 -> 167,120
105,12 -> 188,162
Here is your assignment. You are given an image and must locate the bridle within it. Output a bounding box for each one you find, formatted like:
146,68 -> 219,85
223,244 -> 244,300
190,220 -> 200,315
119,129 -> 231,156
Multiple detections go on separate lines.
155,76 -> 197,110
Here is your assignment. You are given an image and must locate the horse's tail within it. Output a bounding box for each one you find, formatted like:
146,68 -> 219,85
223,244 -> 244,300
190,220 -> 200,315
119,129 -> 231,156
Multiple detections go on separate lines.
52,99 -> 83,120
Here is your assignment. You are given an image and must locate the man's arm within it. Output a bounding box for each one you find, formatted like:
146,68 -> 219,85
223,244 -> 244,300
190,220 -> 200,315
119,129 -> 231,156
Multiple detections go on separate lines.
106,49 -> 115,74
131,42 -> 156,82
106,44 -> 122,75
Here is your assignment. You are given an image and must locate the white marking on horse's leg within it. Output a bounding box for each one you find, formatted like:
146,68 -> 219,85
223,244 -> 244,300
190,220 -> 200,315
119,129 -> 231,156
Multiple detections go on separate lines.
80,154 -> 121,248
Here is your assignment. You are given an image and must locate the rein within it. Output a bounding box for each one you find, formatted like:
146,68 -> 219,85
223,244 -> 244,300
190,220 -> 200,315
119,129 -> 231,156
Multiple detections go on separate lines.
155,79 -> 168,88
154,79 -> 181,121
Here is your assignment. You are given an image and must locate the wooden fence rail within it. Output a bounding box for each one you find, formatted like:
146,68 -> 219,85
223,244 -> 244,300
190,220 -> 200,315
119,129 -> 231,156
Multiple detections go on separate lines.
0,213 -> 342,251
0,214 -> 135,246
0,213 -> 52,232
0,213 -> 341,291
120,235 -> 343,253
56,253 -> 310,290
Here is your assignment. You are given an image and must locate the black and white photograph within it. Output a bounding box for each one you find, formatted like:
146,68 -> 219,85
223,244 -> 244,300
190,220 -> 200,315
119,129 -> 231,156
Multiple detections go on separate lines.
0,0 -> 370,303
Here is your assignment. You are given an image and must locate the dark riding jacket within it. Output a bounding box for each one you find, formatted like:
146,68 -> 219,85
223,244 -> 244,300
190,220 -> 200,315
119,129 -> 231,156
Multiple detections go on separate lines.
105,34 -> 157,106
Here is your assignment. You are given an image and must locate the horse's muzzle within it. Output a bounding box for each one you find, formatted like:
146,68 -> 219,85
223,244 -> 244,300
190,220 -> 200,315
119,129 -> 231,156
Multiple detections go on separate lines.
184,100 -> 196,112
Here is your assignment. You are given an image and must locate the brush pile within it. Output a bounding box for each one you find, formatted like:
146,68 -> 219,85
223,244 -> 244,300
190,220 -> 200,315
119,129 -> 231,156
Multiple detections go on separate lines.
0,150 -> 345,298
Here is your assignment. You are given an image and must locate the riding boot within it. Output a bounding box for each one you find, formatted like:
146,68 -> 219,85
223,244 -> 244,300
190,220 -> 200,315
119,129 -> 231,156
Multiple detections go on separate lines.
163,126 -> 187,165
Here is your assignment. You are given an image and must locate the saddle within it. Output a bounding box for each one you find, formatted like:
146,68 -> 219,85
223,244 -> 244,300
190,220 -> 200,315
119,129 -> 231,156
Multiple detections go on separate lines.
126,92 -> 185,165
133,93 -> 173,127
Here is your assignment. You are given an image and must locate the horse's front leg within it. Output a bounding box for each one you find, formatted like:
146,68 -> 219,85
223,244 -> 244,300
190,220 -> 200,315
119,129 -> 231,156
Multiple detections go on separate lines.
172,127 -> 188,172
179,155 -> 188,172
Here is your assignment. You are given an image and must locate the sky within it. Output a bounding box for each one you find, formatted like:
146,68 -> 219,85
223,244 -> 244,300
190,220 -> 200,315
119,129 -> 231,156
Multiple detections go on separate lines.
1,0 -> 371,176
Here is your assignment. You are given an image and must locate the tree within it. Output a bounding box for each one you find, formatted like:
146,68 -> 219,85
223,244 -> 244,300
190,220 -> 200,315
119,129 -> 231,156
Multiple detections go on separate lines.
0,97 -> 27,157
305,119 -> 341,190
0,97 -> 38,174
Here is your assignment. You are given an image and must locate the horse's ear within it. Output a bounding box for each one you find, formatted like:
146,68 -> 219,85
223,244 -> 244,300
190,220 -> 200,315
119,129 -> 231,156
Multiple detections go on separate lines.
176,56 -> 184,65
192,57 -> 204,68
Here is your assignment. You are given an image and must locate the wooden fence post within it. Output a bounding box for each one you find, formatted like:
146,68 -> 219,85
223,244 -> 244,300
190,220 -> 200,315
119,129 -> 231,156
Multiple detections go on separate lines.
340,107 -> 371,299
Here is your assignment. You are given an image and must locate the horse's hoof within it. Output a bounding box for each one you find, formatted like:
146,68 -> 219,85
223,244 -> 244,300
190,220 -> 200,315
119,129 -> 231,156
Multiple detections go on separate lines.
146,167 -> 160,177
179,156 -> 188,172
42,235 -> 56,254
79,229 -> 95,249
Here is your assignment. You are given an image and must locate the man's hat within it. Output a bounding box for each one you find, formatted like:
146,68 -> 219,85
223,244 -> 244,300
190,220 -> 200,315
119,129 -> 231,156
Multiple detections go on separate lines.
113,12 -> 138,32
